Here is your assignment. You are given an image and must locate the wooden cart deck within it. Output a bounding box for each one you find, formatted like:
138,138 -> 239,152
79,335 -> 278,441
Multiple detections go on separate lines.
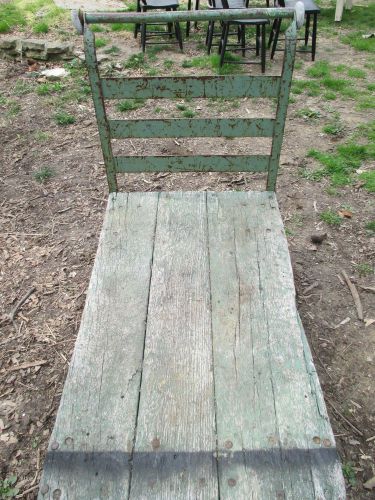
39,191 -> 345,499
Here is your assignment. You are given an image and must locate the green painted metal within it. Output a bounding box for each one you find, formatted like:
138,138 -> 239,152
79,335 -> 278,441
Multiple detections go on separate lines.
266,22 -> 296,191
83,8 -> 299,192
115,155 -> 269,173
84,8 -> 295,25
83,28 -> 117,192
102,75 -> 281,99
109,118 -> 274,139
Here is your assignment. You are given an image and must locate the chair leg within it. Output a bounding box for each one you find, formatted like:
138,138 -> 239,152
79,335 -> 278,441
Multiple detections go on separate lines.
261,23 -> 266,73
207,21 -> 215,53
141,22 -> 146,52
311,13 -> 318,61
173,7 -> 183,52
268,19 -> 276,48
219,22 -> 230,67
194,0 -> 200,30
134,0 -> 141,38
270,18 -> 281,60
186,0 -> 192,37
241,25 -> 246,57
305,13 -> 310,45
256,25 -> 260,57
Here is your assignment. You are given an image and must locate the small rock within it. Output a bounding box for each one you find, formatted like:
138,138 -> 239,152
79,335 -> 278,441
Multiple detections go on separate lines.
364,476 -> 375,490
41,68 -> 70,80
45,41 -> 73,54
311,233 -> 327,244
0,37 -> 19,50
22,39 -> 46,51
24,50 -> 48,60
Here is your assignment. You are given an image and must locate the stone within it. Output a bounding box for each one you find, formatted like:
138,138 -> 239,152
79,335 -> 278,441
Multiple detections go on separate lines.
41,68 -> 70,80
22,39 -> 46,51
45,41 -> 73,54
24,50 -> 48,60
0,37 -> 19,50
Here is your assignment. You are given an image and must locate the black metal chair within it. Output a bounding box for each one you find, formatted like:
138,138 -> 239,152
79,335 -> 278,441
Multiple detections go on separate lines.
268,0 -> 319,61
210,0 -> 269,72
134,0 -> 183,52
206,0 -> 242,54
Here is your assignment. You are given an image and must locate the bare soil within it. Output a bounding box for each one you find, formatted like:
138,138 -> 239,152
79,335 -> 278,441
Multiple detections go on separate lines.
0,16 -> 374,499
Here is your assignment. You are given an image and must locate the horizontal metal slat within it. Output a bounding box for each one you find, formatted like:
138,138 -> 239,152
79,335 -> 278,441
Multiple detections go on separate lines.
115,155 -> 269,173
101,76 -> 281,99
109,118 -> 275,139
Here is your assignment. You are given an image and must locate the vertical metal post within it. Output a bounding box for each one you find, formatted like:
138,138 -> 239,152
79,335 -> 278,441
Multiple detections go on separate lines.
84,26 -> 118,192
266,20 -> 296,192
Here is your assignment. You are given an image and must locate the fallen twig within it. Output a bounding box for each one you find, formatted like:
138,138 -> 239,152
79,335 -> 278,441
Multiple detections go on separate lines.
16,484 -> 39,498
327,399 -> 363,437
9,287 -> 36,323
359,285 -> 375,293
5,360 -> 48,373
341,271 -> 363,321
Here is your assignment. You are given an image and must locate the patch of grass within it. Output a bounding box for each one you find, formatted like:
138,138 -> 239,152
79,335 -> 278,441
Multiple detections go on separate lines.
33,166 -> 54,183
117,99 -> 145,112
342,32 -> 375,53
320,210 -> 342,226
7,100 -> 21,117
306,60 -> 330,78
356,96 -> 375,110
91,24 -> 105,32
296,108 -> 321,120
54,110 -> 75,125
12,79 -> 35,95
342,462 -> 356,487
347,67 -> 366,79
294,60 -> 303,70
154,107 -> 162,114
359,170 -> 375,192
367,83 -> 375,91
323,91 -> 337,101
95,37 -> 108,48
322,77 -> 351,92
33,21 -> 48,33
182,108 -> 196,118
334,64 -> 347,73
0,475 -> 19,498
323,114 -> 345,137
0,0 -> 66,34
365,221 -> 375,232
37,82 -> 63,95
355,262 -> 374,277
291,79 -> 321,96
104,45 -> 120,54
176,103 -> 187,111
163,59 -> 174,70
33,130 -> 51,141
111,22 -> 133,32
325,186 -> 338,196
123,53 -> 146,70
181,53 -> 243,75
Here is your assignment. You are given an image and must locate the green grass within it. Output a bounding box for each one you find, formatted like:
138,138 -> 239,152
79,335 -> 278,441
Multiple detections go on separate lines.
104,45 -> 120,54
37,82 -> 63,95
355,262 -> 374,277
347,68 -> 366,79
164,59 -> 174,70
322,77 -> 352,92
0,0 -> 66,34
0,475 -> 19,498
291,79 -> 321,96
95,37 -> 108,48
176,103 -> 187,111
320,210 -> 342,226
123,53 -> 146,70
7,100 -> 21,117
90,24 -> 105,32
367,83 -> 375,92
54,110 -> 75,125
365,221 -> 375,232
33,166 -> 54,183
323,91 -> 337,101
33,130 -> 51,141
111,22 -> 133,32
306,60 -> 330,78
359,170 -> 375,192
341,32 -> 375,53
322,114 -> 345,137
181,53 -> 243,75
33,20 -> 48,33
342,462 -> 356,487
182,109 -> 196,118
117,99 -> 145,112
12,79 -> 35,95
356,96 -> 375,110
296,108 -> 320,120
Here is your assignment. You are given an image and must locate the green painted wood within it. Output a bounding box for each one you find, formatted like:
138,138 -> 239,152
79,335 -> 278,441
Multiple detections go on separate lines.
207,191 -> 346,498
102,75 -> 281,99
109,118 -> 274,139
266,22 -> 296,191
83,28 -> 117,192
85,7 -> 295,25
115,155 -> 269,173
38,192 -> 159,499
129,192 -> 218,498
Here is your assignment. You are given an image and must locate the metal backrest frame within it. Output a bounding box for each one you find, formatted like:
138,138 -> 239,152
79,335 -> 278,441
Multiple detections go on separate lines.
81,7 -> 304,192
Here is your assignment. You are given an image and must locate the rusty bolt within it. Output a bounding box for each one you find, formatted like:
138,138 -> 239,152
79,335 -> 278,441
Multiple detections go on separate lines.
224,440 -> 233,449
51,441 -> 59,450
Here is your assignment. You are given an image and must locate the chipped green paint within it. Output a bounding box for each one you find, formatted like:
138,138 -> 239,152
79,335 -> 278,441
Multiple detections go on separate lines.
115,155 -> 269,173
101,76 -> 281,99
109,118 -> 275,139
83,8 -> 299,192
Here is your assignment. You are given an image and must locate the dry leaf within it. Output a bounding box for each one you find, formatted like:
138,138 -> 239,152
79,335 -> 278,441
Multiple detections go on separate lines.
338,209 -> 353,218
363,476 -> 375,489
364,318 -> 375,327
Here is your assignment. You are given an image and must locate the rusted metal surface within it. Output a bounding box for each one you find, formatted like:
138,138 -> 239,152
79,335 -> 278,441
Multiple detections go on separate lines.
109,118 -> 275,139
101,75 -> 281,99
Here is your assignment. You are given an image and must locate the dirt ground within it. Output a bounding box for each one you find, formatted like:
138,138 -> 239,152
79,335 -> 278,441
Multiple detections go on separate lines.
0,8 -> 374,499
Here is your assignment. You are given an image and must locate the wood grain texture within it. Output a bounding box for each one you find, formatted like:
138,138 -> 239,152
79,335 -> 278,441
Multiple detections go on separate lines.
129,192 -> 218,500
39,191 -> 345,499
38,192 -> 159,499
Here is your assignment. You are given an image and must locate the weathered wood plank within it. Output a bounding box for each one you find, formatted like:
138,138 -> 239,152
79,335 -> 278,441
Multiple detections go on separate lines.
109,118 -> 274,139
101,75 -> 281,99
115,155 -> 269,173
38,192 -> 159,500
207,191 -> 346,499
129,192 -> 218,499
